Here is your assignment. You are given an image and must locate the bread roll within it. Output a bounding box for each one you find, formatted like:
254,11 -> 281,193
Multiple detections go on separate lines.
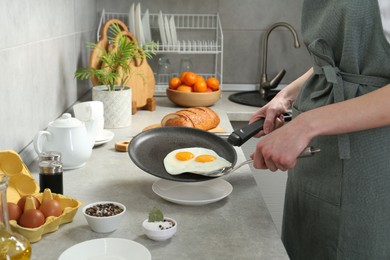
161,107 -> 220,130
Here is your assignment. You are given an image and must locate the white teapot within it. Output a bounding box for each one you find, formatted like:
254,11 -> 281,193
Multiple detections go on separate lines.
33,113 -> 97,170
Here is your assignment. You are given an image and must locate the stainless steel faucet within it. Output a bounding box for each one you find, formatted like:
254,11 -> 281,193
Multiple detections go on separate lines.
259,22 -> 300,97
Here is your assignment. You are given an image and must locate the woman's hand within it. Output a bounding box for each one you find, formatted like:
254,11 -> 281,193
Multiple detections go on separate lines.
250,116 -> 311,171
249,92 -> 292,137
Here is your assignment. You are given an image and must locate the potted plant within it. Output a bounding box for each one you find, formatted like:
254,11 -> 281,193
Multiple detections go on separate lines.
75,23 -> 156,128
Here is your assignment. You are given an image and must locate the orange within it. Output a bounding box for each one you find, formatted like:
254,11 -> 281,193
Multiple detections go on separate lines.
193,80 -> 207,92
195,75 -> 205,83
183,72 -> 197,86
176,85 -> 192,92
169,77 -> 182,90
180,72 -> 189,82
206,77 -> 220,91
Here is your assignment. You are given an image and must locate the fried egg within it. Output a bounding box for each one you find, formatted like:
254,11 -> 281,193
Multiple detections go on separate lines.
163,147 -> 231,175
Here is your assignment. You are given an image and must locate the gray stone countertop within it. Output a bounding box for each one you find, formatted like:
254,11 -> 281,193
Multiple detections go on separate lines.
28,92 -> 288,260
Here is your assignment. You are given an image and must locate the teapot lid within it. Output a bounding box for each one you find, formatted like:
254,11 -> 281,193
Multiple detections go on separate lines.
50,113 -> 83,128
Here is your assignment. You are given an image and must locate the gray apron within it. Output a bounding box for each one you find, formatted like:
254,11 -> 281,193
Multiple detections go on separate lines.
281,1 -> 390,259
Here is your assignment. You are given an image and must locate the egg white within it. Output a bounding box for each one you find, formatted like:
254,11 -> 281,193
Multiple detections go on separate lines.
163,147 -> 231,175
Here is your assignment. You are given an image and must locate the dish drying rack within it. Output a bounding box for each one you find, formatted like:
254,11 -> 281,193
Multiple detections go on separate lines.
97,9 -> 223,94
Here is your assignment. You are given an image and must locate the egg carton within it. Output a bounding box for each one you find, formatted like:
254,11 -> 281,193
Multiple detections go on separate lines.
0,150 -> 82,243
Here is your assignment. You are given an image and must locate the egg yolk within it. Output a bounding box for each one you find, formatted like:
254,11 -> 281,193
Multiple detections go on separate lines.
175,151 -> 194,161
195,154 -> 216,163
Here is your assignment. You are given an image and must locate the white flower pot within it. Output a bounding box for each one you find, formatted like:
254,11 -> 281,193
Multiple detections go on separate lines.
92,86 -> 132,128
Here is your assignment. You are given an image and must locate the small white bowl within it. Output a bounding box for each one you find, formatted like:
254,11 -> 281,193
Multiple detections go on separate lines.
142,217 -> 177,241
83,201 -> 126,233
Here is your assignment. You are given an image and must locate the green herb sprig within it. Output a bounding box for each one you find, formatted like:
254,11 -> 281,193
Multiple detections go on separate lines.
148,207 -> 164,222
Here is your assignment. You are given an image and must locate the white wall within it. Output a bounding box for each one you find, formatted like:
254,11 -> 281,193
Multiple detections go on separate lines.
0,0 -> 97,162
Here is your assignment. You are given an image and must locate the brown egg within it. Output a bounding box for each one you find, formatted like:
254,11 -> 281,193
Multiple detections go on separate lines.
39,199 -> 62,218
17,195 -> 40,211
18,209 -> 45,228
7,202 -> 22,221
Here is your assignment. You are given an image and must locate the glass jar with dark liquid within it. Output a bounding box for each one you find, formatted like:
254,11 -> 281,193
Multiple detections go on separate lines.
38,151 -> 63,195
39,160 -> 63,195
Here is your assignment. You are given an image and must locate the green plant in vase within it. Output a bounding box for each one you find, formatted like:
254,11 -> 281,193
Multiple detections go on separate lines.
74,23 -> 156,91
74,23 -> 156,128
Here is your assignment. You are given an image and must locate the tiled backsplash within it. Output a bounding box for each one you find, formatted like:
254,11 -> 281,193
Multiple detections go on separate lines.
0,0 -> 311,163
0,0 -> 97,160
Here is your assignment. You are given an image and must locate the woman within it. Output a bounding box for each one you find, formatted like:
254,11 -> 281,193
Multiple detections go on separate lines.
249,0 -> 390,259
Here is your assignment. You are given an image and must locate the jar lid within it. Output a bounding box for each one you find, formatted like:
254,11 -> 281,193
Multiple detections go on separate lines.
39,151 -> 62,162
49,113 -> 82,128
39,160 -> 63,174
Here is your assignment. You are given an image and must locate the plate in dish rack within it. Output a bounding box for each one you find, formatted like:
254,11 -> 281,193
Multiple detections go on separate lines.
158,11 -> 167,45
152,178 -> 233,206
59,238 -> 151,260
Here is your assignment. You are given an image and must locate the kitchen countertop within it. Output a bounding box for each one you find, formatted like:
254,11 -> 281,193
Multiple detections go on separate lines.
27,92 -> 288,259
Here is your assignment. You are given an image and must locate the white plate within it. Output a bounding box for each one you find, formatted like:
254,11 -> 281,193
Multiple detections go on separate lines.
164,15 -> 172,45
142,9 -> 152,43
128,3 -> 136,35
135,3 -> 145,45
94,129 -> 114,146
169,16 -> 177,45
152,178 -> 233,206
59,238 -> 151,260
158,11 -> 167,45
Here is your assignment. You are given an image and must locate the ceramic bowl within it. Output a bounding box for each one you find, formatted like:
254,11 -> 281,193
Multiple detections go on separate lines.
166,88 -> 221,107
142,217 -> 177,241
83,201 -> 126,233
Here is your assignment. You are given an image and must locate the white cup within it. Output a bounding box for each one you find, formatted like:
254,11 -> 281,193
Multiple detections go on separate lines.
73,101 -> 104,141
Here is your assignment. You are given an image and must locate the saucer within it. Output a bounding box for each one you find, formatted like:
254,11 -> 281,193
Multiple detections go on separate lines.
152,178 -> 233,206
94,130 -> 114,146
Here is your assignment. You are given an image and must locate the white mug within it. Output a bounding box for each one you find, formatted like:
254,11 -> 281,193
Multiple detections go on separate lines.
73,101 -> 104,141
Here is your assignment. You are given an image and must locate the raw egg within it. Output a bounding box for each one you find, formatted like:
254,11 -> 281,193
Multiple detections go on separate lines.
18,209 -> 45,228
163,147 -> 231,175
39,199 -> 62,218
7,202 -> 22,221
17,195 -> 40,212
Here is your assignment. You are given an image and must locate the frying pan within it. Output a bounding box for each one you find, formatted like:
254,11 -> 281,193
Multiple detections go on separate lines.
128,114 -> 292,182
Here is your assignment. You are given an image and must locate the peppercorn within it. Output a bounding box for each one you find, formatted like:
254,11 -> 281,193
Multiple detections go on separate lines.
85,203 -> 124,217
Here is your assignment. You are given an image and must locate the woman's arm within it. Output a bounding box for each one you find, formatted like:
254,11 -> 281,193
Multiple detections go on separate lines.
297,82 -> 390,137
252,82 -> 390,171
249,68 -> 314,135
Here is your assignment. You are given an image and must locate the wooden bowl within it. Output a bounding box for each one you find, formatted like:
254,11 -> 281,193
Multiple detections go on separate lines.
166,89 -> 221,107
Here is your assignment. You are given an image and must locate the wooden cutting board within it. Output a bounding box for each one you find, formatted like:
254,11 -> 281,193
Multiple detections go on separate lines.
117,31 -> 155,109
89,19 -> 155,110
89,19 -> 129,86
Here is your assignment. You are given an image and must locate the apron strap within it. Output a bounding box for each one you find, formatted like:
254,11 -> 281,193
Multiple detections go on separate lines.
309,39 -> 390,159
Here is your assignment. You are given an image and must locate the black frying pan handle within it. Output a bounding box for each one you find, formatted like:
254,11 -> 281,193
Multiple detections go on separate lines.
227,112 -> 292,147
228,119 -> 265,147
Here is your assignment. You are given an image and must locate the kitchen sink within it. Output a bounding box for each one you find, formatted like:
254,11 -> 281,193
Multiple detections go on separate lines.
228,90 -> 279,107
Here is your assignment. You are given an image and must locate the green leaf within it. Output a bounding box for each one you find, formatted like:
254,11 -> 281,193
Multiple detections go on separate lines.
148,207 -> 164,222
